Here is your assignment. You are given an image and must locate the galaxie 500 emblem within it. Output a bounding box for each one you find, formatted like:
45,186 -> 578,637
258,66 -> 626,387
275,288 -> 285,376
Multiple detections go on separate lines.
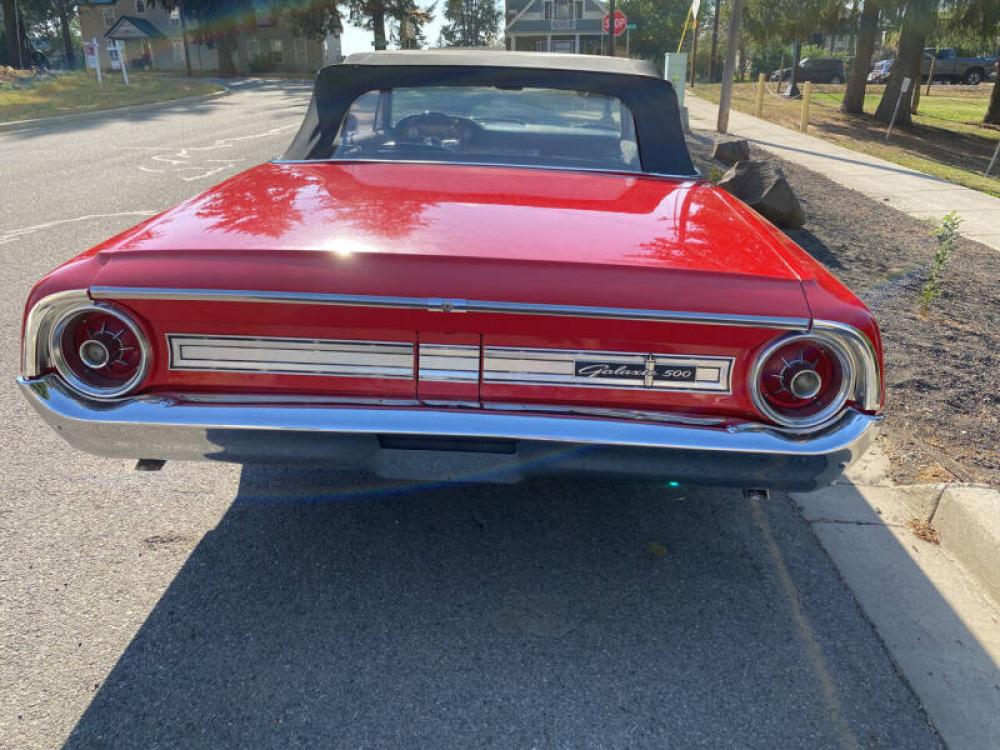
575,355 -> 696,388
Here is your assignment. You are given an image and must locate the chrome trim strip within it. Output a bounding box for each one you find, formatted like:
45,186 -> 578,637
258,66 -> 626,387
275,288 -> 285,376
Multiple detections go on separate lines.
19,374 -> 879,458
272,157 -> 700,182
482,402 -> 727,426
811,320 -> 882,411
21,289 -> 91,377
90,287 -> 809,330
418,343 -> 480,383
167,334 -> 414,379
483,346 -> 733,393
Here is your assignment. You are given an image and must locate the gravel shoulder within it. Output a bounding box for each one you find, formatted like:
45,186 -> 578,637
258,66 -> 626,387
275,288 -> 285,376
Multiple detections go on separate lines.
690,130 -> 999,486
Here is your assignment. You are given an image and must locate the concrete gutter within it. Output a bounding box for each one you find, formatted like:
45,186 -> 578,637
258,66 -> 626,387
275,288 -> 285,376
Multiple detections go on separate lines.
792,448 -> 1000,749
933,484 -> 1000,605
0,88 -> 229,133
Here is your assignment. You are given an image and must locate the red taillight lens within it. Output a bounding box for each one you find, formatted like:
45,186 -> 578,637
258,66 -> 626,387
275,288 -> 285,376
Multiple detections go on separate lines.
751,335 -> 852,428
49,305 -> 149,399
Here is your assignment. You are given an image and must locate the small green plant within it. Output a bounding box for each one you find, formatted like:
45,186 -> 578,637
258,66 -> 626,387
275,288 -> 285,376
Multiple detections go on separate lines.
919,211 -> 961,313
708,165 -> 724,183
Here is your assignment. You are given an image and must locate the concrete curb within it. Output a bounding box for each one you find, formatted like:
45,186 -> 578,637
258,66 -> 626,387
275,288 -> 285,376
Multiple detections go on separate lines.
0,88 -> 229,133
933,484 -> 1000,605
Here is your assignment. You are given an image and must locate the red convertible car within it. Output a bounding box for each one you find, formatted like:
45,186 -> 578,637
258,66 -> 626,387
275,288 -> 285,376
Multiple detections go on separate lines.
18,51 -> 883,491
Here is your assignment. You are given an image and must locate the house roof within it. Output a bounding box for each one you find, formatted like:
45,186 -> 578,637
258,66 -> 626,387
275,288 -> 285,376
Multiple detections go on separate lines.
343,49 -> 658,78
105,15 -> 167,40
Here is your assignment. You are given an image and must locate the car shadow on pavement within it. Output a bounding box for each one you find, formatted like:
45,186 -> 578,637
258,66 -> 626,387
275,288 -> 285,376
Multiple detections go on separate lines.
61,466 -> 957,748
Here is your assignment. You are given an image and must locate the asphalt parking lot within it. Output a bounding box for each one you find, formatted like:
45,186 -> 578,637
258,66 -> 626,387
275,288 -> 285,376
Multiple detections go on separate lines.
1,82 -> 943,748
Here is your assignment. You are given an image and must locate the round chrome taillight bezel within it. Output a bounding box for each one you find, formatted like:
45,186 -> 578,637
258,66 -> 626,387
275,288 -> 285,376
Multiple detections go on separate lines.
749,332 -> 855,430
47,302 -> 151,400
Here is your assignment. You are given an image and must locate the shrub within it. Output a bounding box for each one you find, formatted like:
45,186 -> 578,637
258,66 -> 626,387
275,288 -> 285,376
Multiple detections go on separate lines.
919,212 -> 961,313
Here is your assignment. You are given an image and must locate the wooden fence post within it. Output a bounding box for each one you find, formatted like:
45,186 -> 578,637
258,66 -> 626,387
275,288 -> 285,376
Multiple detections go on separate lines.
800,81 -> 812,132
754,73 -> 765,118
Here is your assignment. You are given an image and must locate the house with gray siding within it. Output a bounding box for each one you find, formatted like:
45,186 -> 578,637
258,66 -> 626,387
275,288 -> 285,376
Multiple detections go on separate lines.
505,0 -> 609,55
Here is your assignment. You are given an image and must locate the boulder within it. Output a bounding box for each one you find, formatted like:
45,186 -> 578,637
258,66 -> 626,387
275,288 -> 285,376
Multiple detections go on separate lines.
717,161 -> 805,229
711,136 -> 751,165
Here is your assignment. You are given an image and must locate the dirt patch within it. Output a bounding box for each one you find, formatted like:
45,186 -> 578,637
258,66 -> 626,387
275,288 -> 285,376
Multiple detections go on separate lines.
689,131 -> 999,486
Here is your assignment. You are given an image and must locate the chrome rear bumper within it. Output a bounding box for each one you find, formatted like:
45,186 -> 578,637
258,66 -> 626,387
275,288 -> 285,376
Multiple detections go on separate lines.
18,375 -> 879,490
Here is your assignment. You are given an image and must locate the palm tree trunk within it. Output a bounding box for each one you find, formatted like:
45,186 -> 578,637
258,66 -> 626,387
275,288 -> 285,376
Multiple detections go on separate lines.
841,0 -> 878,115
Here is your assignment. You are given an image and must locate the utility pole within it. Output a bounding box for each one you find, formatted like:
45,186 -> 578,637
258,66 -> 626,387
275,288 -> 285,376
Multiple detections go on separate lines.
717,0 -> 744,133
607,0 -> 616,56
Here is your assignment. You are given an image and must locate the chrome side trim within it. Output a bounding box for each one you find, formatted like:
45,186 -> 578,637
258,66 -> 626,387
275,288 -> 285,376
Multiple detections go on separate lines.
21,289 -> 91,377
167,334 -> 414,379
90,287 -> 809,330
418,343 -> 480,382
811,320 -> 882,411
483,346 -> 733,393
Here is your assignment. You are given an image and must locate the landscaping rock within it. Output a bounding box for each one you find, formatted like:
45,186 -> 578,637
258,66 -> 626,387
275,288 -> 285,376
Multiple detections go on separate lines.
718,161 -> 805,229
711,136 -> 750,165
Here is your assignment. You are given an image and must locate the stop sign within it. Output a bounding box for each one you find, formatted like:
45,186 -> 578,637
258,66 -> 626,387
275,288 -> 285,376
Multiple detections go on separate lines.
602,10 -> 627,37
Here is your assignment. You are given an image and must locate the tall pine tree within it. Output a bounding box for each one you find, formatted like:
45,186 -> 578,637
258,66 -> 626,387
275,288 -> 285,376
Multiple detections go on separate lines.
439,0 -> 502,47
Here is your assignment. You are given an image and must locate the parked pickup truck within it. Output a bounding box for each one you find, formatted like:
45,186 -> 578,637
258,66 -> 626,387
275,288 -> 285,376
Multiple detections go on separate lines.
923,48 -> 996,85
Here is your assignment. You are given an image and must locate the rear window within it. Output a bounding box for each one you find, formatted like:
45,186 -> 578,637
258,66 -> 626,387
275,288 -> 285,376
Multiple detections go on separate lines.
329,85 -> 640,173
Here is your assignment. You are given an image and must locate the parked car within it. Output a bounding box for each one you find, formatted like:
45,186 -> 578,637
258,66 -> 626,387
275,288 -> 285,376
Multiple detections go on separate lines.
867,58 -> 893,84
18,50 -> 884,491
989,58 -> 998,82
770,58 -> 846,84
922,48 -> 995,85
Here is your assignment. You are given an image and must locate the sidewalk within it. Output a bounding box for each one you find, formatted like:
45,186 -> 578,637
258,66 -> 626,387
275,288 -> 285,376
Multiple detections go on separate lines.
686,94 -> 1000,252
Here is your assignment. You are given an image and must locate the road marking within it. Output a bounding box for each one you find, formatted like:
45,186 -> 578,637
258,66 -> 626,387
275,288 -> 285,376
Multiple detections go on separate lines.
0,211 -> 157,246
129,123 -> 300,181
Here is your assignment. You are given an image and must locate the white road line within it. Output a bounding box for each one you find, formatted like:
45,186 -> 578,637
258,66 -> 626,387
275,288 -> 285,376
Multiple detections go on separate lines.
126,123 -> 300,181
0,211 -> 157,245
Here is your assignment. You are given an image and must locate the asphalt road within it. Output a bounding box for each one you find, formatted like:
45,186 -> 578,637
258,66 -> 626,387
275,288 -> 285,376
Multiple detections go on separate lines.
1,83 -> 942,749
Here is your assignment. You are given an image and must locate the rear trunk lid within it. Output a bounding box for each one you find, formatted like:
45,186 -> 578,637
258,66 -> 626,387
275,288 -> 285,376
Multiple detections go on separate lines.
88,162 -> 812,420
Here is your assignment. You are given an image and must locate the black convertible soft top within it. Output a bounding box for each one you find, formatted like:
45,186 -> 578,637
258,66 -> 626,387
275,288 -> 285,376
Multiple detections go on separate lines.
282,50 -> 696,177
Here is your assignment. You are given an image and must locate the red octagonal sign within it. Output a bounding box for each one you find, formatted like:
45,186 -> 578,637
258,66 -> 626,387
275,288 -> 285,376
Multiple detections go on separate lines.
602,10 -> 627,37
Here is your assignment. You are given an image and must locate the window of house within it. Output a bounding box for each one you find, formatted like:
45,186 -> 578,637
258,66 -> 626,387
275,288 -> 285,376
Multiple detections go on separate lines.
574,0 -> 583,18
135,0 -> 146,14
169,8 -> 181,25
294,37 -> 307,65
247,38 -> 261,60
543,2 -> 552,20
271,39 -> 284,63
103,9 -> 115,27
172,40 -> 184,63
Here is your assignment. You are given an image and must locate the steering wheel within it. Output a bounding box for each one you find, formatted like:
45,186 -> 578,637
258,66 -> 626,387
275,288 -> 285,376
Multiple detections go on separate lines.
395,111 -> 480,147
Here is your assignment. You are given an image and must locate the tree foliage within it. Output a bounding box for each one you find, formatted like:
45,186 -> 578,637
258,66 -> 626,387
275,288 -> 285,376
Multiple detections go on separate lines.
940,0 -> 1000,124
743,0 -> 847,45
617,0 -> 689,64
438,0 -> 501,48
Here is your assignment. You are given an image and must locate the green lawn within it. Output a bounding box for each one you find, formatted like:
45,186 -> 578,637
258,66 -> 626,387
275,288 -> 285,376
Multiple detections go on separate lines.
696,82 -> 1000,198
0,71 -> 223,123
